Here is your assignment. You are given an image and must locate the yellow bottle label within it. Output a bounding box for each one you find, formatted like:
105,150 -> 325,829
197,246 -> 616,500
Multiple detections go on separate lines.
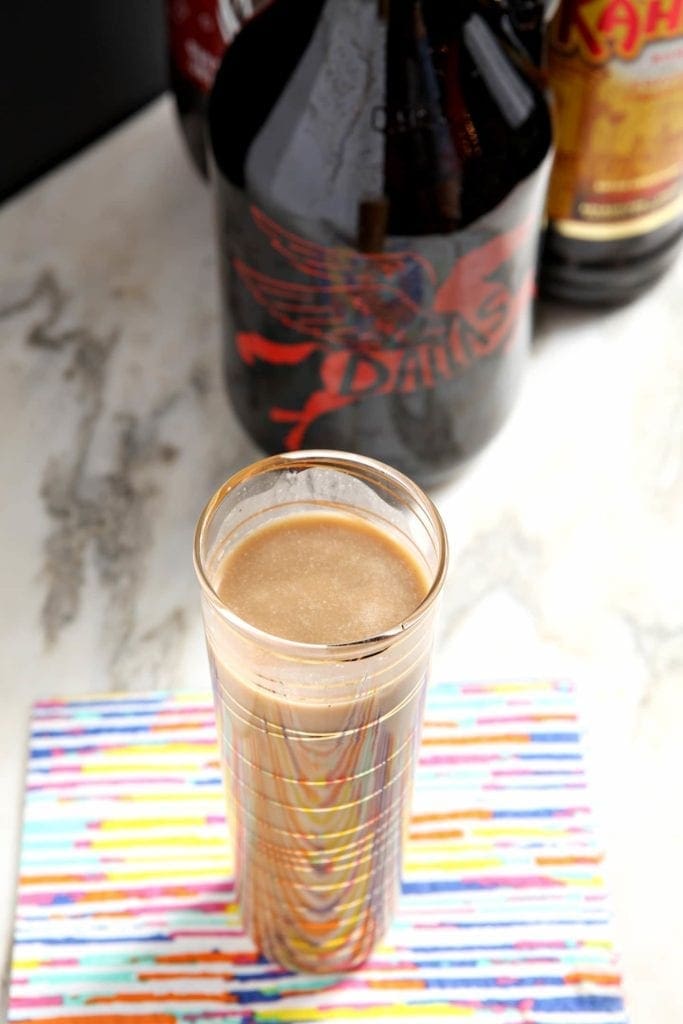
547,0 -> 683,239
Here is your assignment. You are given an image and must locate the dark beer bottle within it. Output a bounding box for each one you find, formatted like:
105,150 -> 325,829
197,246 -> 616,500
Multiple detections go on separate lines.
208,0 -> 553,486
541,0 -> 683,304
166,1 -> 265,173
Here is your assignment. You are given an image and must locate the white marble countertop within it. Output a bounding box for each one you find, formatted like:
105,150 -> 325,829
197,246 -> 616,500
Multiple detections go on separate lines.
1,96 -> 682,1022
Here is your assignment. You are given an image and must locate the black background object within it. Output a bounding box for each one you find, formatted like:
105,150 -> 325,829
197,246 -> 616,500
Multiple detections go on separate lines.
0,0 -> 168,203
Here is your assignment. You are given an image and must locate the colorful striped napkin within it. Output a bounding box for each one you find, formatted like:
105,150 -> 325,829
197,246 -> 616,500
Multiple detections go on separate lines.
9,681 -> 627,1023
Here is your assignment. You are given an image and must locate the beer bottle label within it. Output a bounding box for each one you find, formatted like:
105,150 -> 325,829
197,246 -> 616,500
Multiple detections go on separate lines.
547,0 -> 683,239
166,0 -> 226,93
216,175 -> 548,459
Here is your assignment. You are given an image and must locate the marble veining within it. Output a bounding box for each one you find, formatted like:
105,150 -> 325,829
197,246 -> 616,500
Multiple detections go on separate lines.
1,97 -> 682,1024
1,269 -> 186,686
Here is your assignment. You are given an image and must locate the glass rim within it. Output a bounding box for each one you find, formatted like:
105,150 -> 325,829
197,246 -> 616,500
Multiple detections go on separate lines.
193,450 -> 448,657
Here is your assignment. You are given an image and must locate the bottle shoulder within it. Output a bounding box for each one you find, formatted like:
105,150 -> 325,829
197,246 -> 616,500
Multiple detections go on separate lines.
208,0 -> 552,233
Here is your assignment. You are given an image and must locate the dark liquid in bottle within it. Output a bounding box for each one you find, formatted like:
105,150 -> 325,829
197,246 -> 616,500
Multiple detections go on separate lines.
541,219 -> 683,306
209,0 -> 553,485
166,0 -> 267,174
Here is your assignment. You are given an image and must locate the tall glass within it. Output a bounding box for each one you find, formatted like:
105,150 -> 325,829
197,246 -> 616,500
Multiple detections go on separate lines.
194,451 -> 447,973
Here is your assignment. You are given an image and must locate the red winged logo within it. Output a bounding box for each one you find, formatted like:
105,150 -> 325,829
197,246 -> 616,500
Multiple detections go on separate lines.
233,206 -> 534,450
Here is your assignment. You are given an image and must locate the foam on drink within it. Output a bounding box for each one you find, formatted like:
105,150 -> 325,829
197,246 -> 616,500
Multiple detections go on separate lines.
215,511 -> 429,644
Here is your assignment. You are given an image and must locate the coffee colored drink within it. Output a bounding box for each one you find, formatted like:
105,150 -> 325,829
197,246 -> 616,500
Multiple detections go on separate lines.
215,511 -> 428,644
194,453 -> 446,973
